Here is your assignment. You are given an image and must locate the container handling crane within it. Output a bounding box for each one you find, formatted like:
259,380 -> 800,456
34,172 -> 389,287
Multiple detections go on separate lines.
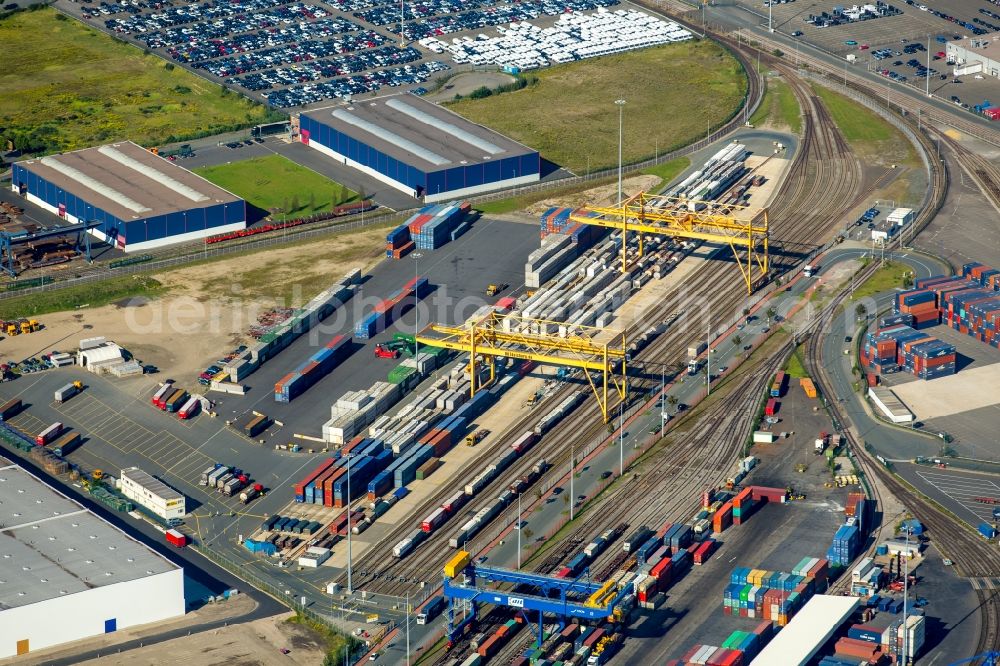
441,551 -> 633,649
570,192 -> 769,294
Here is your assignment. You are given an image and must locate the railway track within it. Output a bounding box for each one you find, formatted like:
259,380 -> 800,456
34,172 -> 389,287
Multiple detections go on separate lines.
803,263 -> 1000,656
736,31 -> 1000,149
348,24 -> 933,603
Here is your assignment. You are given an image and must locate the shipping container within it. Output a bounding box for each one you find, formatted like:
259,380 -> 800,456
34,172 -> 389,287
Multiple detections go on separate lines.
416,595 -> 446,625
165,528 -> 187,547
164,388 -> 188,412
151,382 -> 174,408
54,382 -> 80,403
178,396 -> 200,419
51,431 -> 81,457
36,421 -> 63,446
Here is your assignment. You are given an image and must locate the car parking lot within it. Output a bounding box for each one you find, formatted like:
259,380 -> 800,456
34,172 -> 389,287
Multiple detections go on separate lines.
59,0 -> 696,109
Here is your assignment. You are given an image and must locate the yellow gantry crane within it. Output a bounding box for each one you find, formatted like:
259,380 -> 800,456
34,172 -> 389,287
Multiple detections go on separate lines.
415,311 -> 628,422
570,192 -> 770,294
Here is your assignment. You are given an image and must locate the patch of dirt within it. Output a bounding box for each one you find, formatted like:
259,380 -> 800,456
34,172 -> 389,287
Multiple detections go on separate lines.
524,174 -> 661,215
426,71 -> 516,102
0,226 -> 390,382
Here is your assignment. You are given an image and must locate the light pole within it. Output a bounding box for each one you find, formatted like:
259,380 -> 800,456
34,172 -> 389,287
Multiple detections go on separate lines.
768,0 -> 772,32
925,34 -> 931,98
516,492 -> 522,569
902,529 -> 910,664
412,252 -> 422,362
405,590 -> 411,666
615,99 -> 626,204
706,320 -> 711,397
660,365 -> 665,436
346,452 -> 353,594
618,402 -> 624,477
570,438 -> 575,521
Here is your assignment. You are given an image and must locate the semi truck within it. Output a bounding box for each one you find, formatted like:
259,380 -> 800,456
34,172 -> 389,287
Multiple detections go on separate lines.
36,422 -> 63,446
178,396 -> 199,419
815,431 -> 828,454
54,381 -> 83,403
416,595 -> 446,625
165,529 -> 188,548
239,483 -> 264,504
222,475 -> 247,496
151,382 -> 174,408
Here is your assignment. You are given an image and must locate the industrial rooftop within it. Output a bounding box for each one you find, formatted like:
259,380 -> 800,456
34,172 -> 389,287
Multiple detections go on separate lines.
0,458 -> 179,610
15,141 -> 242,221
302,93 -> 538,171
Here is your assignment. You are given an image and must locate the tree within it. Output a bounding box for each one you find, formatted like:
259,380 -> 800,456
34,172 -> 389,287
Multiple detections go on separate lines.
902,273 -> 914,288
307,191 -> 316,212
357,185 -> 367,203
666,395 -> 679,412
733,334 -> 743,348
289,194 -> 300,215
855,303 -> 868,320
522,528 -> 533,542
281,198 -> 290,221
338,183 -> 348,206
766,307 -> 777,325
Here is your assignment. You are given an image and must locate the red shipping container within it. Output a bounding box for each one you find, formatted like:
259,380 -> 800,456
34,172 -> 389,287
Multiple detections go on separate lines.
582,628 -> 604,648
733,487 -> 753,507
324,467 -> 347,507
294,458 -> 336,496
835,637 -> 881,659
165,529 -> 187,547
750,486 -> 787,503
764,398 -> 778,416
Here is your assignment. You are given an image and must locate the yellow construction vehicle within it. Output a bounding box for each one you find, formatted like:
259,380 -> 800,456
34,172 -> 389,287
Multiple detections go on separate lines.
465,429 -> 490,446
92,469 -> 104,481
5,322 -> 17,336
485,283 -> 509,297
72,380 -> 84,391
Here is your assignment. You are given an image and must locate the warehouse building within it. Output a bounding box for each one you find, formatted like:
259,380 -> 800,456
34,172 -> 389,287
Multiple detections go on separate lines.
11,141 -> 246,252
947,36 -> 1000,78
0,458 -> 184,658
299,94 -> 540,202
120,467 -> 186,522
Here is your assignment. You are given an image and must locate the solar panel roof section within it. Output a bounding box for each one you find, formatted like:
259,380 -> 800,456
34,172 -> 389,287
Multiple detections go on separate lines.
96,145 -> 209,203
39,156 -> 152,214
383,98 -> 505,156
331,108 -> 451,167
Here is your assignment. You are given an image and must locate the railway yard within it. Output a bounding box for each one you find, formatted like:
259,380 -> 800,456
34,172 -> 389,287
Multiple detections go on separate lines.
2,0 -> 1000,663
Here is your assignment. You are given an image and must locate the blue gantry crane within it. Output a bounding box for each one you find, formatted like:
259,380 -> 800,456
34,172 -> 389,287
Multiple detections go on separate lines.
948,653 -> 1000,666
442,551 -> 635,648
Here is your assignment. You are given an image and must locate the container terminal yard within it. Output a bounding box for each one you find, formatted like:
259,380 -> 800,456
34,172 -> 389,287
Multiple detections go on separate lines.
2,0 -> 1000,663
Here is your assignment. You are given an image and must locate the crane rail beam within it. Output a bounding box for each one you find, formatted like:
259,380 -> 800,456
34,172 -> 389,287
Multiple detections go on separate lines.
569,191 -> 769,294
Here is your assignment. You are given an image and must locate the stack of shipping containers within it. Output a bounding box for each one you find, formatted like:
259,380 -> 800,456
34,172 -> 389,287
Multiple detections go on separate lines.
274,334 -> 351,402
354,276 -> 429,339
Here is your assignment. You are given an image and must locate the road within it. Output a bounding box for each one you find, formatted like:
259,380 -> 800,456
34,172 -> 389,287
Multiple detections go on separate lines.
693,0 -> 1000,143
0,441 -> 285,666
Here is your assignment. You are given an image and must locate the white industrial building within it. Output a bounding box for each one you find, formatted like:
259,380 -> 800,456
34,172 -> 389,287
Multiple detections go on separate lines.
947,36 -> 1000,78
751,595 -> 859,665
0,458 -> 184,658
120,467 -> 186,521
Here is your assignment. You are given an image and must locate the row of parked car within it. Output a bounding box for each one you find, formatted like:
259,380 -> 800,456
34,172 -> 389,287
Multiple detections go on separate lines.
197,344 -> 247,386
903,0 -> 993,36
154,16 -> 362,55
189,30 -> 387,77
263,59 -> 450,107
359,0 -> 619,43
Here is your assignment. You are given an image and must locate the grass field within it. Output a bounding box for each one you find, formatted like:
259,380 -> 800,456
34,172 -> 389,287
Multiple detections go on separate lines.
446,40 -> 747,174
750,76 -> 802,133
0,275 -> 164,319
0,8 -> 278,154
194,155 -> 357,218
642,157 -> 691,190
811,83 -> 918,167
849,260 -> 913,301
